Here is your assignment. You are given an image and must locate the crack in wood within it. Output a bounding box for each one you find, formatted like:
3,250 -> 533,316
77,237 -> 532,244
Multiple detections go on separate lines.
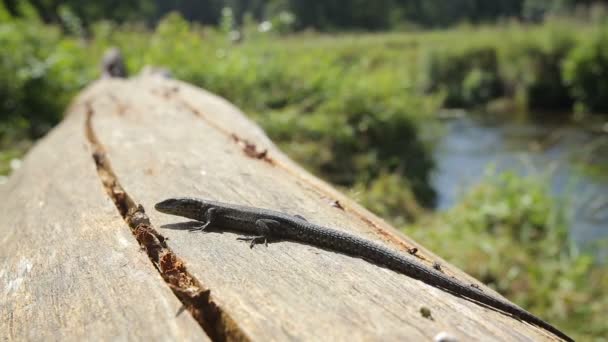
84,101 -> 249,342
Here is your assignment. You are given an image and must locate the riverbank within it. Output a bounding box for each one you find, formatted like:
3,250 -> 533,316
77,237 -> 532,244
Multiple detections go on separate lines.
433,114 -> 608,248
407,171 -> 607,339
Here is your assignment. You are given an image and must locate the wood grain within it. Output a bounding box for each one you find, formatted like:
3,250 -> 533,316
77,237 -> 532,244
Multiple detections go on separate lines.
0,104 -> 208,340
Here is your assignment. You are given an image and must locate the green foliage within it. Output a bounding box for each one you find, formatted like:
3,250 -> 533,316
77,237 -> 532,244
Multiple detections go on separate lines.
219,7 -> 235,34
563,25 -> 608,113
0,2 -> 10,21
287,0 -> 394,30
0,17 -> 94,142
407,172 -> 608,340
417,20 -> 608,116
420,44 -> 502,107
268,11 -> 296,34
500,22 -> 577,111
4,0 -> 596,32
58,5 -> 85,37
0,144 -> 28,176
349,172 -> 424,225
308,74 -> 437,206
2,0 -> 155,26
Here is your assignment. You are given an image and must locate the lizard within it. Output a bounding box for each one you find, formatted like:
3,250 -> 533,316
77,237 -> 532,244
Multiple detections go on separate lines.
155,197 -> 573,342
100,47 -> 127,78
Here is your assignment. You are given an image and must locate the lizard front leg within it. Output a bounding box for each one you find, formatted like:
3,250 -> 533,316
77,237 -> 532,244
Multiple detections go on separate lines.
190,207 -> 216,232
237,219 -> 278,248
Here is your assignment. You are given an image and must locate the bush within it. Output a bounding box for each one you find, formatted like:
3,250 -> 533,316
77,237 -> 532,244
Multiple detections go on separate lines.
350,172 -> 424,224
264,68 -> 438,209
306,71 -> 437,207
563,25 -> 608,113
500,23 -> 577,111
420,44 -> 502,108
418,21 -> 598,115
407,171 -> 608,340
0,17 -> 93,142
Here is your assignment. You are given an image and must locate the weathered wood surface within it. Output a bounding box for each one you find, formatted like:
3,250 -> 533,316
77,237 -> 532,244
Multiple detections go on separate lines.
1,76 -> 560,341
0,97 -> 208,340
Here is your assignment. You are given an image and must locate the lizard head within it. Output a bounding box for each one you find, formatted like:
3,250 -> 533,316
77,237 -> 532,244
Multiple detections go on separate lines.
154,197 -> 209,221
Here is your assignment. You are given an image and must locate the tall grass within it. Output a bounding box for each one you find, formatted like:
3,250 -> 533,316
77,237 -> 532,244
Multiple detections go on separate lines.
420,19 -> 608,116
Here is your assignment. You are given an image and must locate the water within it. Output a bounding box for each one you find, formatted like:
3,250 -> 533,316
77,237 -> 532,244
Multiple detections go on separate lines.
432,115 -> 608,254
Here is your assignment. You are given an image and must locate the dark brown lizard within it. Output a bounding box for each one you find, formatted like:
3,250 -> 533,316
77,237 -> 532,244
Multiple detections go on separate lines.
155,197 -> 572,341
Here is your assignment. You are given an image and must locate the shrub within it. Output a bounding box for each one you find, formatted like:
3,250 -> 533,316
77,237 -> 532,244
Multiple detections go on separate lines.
309,72 -> 437,207
420,44 -> 502,108
500,23 -> 577,111
266,69 -> 439,208
407,171 -> 607,340
563,25 -> 608,113
0,17 -> 93,141
350,172 -> 424,224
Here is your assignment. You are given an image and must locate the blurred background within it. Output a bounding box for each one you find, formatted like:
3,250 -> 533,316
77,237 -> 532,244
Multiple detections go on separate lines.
0,0 -> 606,339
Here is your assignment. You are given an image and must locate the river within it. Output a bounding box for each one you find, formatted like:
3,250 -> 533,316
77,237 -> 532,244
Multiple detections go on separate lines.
432,114 -> 608,257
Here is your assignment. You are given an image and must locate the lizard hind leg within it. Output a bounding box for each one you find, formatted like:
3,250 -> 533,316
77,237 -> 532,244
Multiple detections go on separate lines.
236,219 -> 278,248
237,236 -> 268,248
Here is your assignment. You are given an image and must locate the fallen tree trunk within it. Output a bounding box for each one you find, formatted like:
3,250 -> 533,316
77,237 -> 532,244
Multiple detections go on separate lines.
1,76 -> 560,341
